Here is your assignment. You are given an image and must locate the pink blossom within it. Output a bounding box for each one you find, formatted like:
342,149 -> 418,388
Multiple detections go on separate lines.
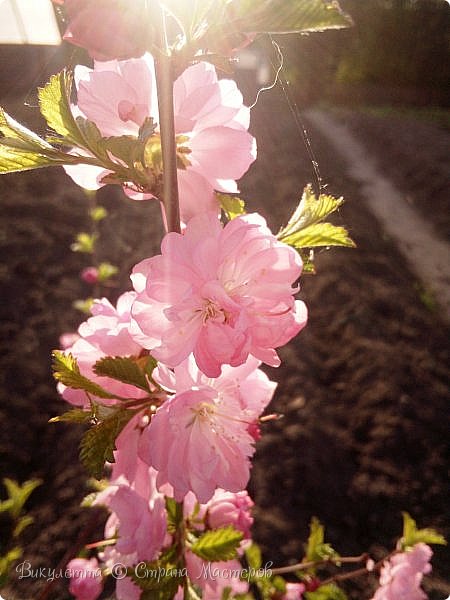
66,57 -> 256,225
94,467 -> 168,562
283,582 -> 306,599
207,489 -> 254,538
115,576 -> 142,600
139,387 -> 254,503
56,0 -> 150,61
185,551 -> 248,599
132,211 -> 307,377
371,543 -> 433,600
138,355 -> 276,502
59,331 -> 79,349
67,557 -> 103,600
58,292 -> 146,407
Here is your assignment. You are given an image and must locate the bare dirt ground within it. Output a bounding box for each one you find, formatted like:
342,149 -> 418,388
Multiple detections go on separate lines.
0,87 -> 449,599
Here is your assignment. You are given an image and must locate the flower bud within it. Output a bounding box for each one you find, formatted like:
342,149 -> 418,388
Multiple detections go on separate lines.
57,0 -> 150,61
207,490 -> 254,538
81,266 -> 99,285
67,557 -> 103,600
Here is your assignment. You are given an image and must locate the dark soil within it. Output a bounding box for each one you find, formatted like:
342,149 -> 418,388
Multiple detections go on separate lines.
0,85 -> 449,600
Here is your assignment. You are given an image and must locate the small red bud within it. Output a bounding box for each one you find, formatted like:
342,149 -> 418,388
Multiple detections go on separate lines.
81,266 -> 99,284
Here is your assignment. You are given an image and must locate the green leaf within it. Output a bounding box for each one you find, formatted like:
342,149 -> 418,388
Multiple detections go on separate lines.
97,262 -> 118,283
165,497 -> 184,534
0,144 -> 60,174
230,0 -> 353,34
0,546 -> 22,586
217,192 -> 246,220
52,351 -> 118,400
305,584 -> 348,600
49,408 -> 93,424
244,543 -> 262,570
282,222 -> 355,249
99,135 -> 140,165
73,297 -> 95,314
71,232 -> 98,254
38,70 -> 85,145
79,408 -> 136,478
141,355 -> 159,380
0,107 -> 71,173
164,0 -> 351,63
75,117 -> 109,161
0,108 -> 53,150
278,185 -> 355,250
400,512 -> 446,550
93,356 -> 151,393
89,205 -> 108,222
304,517 -> 340,565
13,515 -> 34,538
190,526 -> 243,562
131,548 -> 183,597
1,478 -> 41,520
279,184 -> 343,235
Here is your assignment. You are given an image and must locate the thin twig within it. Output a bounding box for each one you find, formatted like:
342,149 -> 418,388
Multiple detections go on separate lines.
271,553 -> 368,575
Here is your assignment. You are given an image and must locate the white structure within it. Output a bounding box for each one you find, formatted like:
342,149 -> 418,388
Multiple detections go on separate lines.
0,0 -> 61,45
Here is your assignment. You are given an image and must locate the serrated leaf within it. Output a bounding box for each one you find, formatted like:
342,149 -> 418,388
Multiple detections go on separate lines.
231,0 -> 352,34
80,492 -> 99,508
0,145 -> 61,173
401,512 -> 446,550
2,478 -> 41,520
49,408 -> 92,424
304,517 -> 339,566
80,409 -> 136,478
52,350 -> 117,400
217,192 -> 246,220
165,497 -> 184,534
305,584 -> 348,600
131,549 -> 183,595
164,0 -> 351,62
279,185 -> 344,236
38,70 -> 84,145
191,526 -> 243,561
278,185 -> 354,250
282,222 -> 355,249
93,355 -> 151,392
245,543 -> 262,570
0,107 -> 53,150
0,108 -> 70,173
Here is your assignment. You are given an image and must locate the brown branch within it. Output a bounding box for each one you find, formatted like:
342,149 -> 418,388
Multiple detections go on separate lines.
271,553 -> 369,576
153,5 -> 181,234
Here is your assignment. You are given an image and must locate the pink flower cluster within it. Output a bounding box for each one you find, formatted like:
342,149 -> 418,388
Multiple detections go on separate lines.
60,207 -> 305,596
132,211 -> 307,378
65,55 -> 256,226
58,47 -> 309,600
371,544 -> 433,600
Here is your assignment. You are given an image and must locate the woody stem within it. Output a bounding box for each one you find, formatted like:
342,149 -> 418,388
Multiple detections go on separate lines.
153,4 -> 181,234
